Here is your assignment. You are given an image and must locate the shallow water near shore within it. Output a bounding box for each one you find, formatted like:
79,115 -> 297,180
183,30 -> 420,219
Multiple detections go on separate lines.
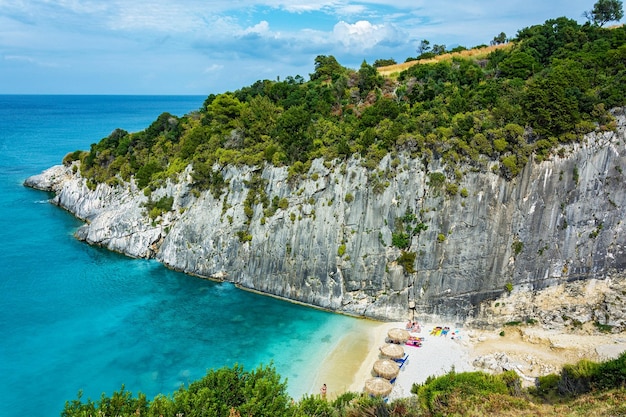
0,95 -> 366,416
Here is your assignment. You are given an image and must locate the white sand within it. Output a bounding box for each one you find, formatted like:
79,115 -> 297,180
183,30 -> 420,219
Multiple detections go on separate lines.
310,320 -> 474,400
312,319 -> 626,402
346,322 -> 474,400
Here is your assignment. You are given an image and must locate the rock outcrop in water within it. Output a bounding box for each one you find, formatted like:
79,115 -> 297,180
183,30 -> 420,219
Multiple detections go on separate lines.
25,110 -> 626,327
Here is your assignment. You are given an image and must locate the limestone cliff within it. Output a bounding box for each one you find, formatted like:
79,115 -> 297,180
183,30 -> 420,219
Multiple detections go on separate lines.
24,110 -> 626,326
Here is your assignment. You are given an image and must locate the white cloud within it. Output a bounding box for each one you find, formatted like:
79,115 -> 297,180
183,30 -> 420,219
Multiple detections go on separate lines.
259,0 -> 342,13
203,63 -> 224,73
332,20 -> 399,51
0,0 -> 610,94
243,20 -> 271,35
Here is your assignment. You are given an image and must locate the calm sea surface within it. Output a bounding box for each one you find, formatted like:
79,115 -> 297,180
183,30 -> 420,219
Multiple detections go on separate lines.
0,95 -> 361,416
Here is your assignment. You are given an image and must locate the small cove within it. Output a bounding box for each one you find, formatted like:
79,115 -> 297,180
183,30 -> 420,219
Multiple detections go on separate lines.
0,95 -> 367,416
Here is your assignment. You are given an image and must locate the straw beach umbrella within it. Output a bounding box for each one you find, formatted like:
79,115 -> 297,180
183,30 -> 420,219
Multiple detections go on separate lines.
387,328 -> 410,343
380,343 -> 405,359
373,359 -> 400,380
364,377 -> 393,397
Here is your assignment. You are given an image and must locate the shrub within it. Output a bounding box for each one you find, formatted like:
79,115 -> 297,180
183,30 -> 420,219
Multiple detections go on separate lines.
236,231 -> 252,243
397,251 -> 417,274
530,373 -> 560,399
292,394 -> 334,417
559,359 -> 600,395
392,232 -> 410,249
445,182 -> 459,196
594,321 -> 613,333
428,172 -> 446,188
61,363 -> 291,417
277,197 -> 289,210
594,351 -> 626,391
63,150 -> 83,166
344,193 -> 354,203
144,195 -> 174,219
415,370 -> 511,414
338,244 -> 346,257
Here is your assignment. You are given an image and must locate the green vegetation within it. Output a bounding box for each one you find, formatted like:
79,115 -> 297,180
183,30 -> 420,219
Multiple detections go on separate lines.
413,369 -> 521,415
397,251 -> 417,274
60,351 -> 626,417
584,0 -> 624,26
68,19 -> 626,195
143,195 -> 174,220
391,209 -> 428,250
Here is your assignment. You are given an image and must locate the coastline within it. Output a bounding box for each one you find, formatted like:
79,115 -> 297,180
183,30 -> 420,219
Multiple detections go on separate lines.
309,320 -> 474,401
310,319 -> 626,402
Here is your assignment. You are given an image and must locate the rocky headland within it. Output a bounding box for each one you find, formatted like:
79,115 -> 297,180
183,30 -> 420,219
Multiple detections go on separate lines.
25,110 -> 626,332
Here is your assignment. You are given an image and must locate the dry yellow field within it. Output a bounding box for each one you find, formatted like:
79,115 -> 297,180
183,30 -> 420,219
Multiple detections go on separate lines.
377,43 -> 512,77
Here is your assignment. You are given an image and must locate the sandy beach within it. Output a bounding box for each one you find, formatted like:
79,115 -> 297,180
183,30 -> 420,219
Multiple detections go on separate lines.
310,320 -> 474,401
310,319 -> 626,402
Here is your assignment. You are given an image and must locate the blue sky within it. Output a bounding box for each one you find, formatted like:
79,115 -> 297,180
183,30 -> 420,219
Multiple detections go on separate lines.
0,1 -> 616,95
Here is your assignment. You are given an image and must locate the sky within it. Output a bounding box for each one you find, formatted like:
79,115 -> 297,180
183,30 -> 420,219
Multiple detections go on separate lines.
0,0 -> 618,95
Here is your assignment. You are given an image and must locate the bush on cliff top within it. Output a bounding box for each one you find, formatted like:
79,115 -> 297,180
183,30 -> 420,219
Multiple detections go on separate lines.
75,19 -> 626,193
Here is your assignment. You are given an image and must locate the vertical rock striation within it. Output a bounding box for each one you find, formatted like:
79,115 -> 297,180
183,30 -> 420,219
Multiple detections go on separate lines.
24,111 -> 626,324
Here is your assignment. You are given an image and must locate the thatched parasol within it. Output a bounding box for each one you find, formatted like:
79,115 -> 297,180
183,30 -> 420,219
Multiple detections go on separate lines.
380,343 -> 405,359
387,328 -> 410,343
364,377 -> 393,397
373,359 -> 400,380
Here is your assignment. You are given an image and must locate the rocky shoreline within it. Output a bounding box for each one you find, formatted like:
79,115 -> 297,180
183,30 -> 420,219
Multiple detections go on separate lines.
24,110 -> 626,325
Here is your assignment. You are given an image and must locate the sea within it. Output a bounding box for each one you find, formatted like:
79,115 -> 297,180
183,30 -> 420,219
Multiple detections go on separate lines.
0,95 -> 364,416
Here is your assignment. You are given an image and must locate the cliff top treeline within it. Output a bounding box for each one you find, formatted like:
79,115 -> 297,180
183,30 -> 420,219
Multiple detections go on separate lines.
66,17 -> 626,191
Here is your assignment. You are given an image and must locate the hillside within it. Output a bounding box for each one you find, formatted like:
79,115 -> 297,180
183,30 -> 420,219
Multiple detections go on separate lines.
25,17 -> 626,325
376,43 -> 512,77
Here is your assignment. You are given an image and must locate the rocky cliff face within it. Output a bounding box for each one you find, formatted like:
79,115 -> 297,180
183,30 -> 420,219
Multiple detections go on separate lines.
25,110 -> 626,326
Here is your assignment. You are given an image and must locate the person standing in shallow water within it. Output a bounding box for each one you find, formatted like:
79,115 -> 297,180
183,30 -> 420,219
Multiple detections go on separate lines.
320,383 -> 327,399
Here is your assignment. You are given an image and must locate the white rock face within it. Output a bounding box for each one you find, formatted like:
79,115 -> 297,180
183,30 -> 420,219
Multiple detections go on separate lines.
24,111 -> 626,323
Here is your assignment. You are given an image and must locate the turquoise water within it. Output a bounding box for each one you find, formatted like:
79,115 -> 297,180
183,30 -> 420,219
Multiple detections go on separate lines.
0,96 -> 360,416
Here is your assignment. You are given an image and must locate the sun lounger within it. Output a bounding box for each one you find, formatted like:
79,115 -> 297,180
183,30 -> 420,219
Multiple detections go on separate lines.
393,353 -> 409,369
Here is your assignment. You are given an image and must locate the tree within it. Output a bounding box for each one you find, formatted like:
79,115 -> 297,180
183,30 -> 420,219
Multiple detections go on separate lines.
373,58 -> 397,67
310,55 -> 344,81
584,0 -> 624,26
491,32 -> 507,45
432,44 -> 447,55
275,105 -> 312,162
417,39 -> 431,55
357,60 -> 383,94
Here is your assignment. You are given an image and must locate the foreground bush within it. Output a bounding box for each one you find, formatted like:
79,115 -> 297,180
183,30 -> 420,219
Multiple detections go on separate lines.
62,363 -> 291,417
411,369 -> 523,415
558,351 -> 626,395
61,352 -> 626,417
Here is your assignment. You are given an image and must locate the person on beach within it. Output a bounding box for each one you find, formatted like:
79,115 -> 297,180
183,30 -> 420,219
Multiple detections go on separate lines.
320,383 -> 327,399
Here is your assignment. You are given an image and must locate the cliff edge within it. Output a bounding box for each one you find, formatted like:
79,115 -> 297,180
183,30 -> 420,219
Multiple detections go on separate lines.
25,110 -> 626,328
